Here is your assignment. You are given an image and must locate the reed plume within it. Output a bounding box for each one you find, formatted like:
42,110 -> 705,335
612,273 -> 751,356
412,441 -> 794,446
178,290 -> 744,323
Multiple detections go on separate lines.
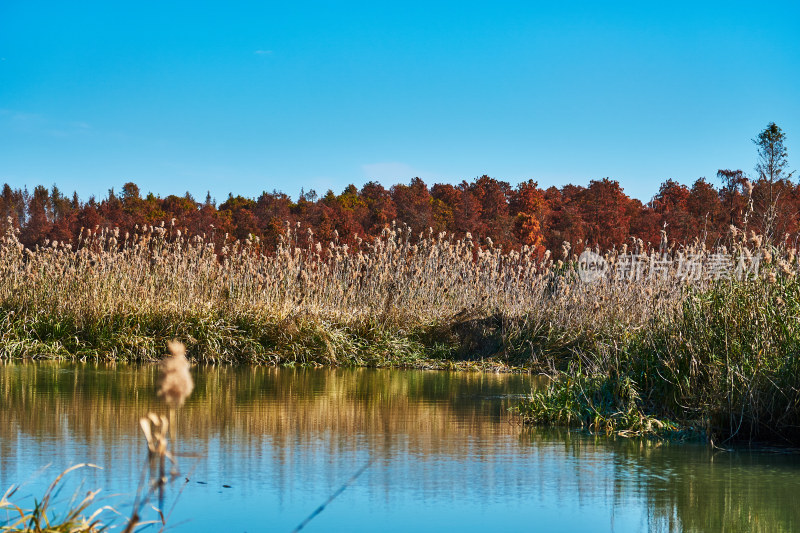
156,340 -> 194,408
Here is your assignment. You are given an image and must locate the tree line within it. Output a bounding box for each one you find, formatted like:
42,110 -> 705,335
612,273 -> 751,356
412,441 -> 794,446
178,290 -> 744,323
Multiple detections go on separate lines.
1,123 -> 793,256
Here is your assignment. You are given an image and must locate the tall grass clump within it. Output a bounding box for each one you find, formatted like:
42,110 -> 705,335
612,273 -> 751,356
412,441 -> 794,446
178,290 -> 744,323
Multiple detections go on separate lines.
518,234 -> 800,443
642,274 -> 800,442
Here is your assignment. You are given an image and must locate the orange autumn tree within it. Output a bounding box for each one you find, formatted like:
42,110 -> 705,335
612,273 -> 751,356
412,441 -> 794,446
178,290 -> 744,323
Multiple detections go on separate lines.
509,179 -> 547,248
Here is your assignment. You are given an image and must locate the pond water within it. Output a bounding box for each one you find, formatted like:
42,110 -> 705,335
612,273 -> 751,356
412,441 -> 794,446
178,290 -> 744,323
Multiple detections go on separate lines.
1,362 -> 800,532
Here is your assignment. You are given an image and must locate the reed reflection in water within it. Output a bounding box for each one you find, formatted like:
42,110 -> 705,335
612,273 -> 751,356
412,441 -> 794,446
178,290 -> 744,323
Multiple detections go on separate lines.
1,362 -> 799,532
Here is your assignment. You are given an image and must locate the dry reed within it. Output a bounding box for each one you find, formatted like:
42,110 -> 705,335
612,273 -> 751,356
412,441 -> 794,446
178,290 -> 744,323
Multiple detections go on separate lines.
2,217 -> 782,365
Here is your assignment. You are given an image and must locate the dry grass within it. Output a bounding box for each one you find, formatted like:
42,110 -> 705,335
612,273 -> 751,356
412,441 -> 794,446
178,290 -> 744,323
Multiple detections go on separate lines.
0,219 -> 698,364
0,464 -> 111,533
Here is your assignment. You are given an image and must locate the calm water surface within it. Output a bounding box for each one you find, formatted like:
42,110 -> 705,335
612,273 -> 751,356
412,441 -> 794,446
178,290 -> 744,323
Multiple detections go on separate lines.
1,362 -> 799,532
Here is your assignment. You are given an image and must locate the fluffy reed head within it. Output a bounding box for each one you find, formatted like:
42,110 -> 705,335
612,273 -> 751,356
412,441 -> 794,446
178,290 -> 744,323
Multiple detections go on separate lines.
156,340 -> 194,408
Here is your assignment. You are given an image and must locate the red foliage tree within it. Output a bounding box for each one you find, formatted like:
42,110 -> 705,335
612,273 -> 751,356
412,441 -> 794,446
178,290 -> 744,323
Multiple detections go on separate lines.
544,185 -> 585,256
21,185 -> 53,247
687,178 -> 723,242
651,179 -> 693,242
579,179 -> 631,250
391,178 -> 433,233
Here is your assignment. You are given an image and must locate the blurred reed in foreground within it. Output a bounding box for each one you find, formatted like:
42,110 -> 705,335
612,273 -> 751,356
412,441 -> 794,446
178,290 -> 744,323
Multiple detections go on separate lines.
0,342 -> 195,532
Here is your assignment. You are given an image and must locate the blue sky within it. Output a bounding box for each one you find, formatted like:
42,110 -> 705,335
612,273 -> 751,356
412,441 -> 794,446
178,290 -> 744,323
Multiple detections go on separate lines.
1,1 -> 798,203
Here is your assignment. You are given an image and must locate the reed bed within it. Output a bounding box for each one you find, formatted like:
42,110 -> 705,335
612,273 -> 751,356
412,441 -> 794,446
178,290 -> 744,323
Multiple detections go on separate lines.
0,219 -> 686,365
2,215 -> 800,441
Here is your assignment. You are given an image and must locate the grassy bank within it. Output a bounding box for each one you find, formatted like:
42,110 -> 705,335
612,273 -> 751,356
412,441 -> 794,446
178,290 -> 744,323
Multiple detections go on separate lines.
518,274 -> 800,444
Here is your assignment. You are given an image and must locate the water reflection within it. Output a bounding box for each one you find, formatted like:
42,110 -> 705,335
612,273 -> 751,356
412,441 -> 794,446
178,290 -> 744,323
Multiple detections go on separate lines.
1,362 -> 799,532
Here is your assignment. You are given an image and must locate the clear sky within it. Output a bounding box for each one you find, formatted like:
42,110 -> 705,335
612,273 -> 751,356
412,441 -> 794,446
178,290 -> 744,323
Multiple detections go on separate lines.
1,1 -> 798,203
